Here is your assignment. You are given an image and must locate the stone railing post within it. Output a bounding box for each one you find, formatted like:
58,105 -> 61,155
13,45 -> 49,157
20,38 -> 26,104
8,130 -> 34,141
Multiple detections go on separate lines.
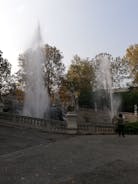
66,112 -> 78,134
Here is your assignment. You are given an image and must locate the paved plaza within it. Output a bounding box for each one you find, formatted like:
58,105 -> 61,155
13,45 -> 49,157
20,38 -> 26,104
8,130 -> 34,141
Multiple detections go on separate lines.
0,125 -> 138,184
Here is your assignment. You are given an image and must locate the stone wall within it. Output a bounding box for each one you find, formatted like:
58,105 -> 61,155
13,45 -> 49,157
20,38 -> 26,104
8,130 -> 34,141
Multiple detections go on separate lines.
123,112 -> 138,122
78,109 -> 138,124
77,108 -> 112,125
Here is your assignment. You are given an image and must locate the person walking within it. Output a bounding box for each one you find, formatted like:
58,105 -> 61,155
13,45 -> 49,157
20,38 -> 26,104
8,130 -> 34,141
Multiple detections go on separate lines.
117,113 -> 125,137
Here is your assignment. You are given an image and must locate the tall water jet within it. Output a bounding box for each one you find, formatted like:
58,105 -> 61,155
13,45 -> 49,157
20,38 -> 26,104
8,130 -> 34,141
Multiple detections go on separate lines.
95,53 -> 114,119
23,25 -> 49,118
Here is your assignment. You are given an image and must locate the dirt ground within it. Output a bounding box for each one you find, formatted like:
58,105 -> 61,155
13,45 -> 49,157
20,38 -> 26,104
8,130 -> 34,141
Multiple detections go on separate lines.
0,125 -> 138,184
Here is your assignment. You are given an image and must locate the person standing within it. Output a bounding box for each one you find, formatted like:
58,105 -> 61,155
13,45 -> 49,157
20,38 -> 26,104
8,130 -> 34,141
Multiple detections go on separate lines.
117,113 -> 125,137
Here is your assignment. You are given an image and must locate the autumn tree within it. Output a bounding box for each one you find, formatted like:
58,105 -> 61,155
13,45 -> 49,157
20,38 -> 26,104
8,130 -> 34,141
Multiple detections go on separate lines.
18,44 -> 65,96
65,55 -> 95,107
16,54 -> 27,90
125,44 -> 138,86
0,50 -> 11,97
67,55 -> 95,90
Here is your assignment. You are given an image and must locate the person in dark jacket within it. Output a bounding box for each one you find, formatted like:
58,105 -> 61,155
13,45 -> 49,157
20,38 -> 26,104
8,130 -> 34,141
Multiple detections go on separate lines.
117,113 -> 125,137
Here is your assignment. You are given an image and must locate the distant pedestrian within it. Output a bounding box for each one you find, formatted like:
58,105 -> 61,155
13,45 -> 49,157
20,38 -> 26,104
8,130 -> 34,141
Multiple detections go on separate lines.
117,113 -> 125,137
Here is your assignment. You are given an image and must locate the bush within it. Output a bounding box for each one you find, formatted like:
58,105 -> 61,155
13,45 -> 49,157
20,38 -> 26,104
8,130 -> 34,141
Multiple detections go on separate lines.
113,90 -> 138,112
124,122 -> 138,134
79,89 -> 93,108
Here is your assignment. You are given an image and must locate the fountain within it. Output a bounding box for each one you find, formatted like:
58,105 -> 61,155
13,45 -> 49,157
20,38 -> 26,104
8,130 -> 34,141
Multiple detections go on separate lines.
23,25 -> 49,118
95,53 -> 115,120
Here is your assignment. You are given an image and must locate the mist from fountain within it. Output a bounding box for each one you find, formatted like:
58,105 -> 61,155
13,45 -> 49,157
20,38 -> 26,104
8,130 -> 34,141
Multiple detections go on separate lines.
95,54 -> 114,119
23,26 -> 49,118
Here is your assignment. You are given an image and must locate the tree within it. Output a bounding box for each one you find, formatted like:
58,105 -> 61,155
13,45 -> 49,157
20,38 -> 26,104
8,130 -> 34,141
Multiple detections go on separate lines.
0,50 -> 11,97
111,57 -> 131,88
125,44 -> 138,86
16,54 -> 27,90
18,44 -> 65,96
65,55 -> 95,107
67,55 -> 95,90
42,44 -> 65,95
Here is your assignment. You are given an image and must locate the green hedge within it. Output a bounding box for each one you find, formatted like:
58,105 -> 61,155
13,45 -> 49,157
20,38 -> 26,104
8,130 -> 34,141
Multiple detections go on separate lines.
114,90 -> 138,112
124,122 -> 138,134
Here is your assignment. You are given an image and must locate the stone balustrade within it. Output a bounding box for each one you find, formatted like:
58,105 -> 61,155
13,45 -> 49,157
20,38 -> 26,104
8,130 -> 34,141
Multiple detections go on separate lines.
0,112 -> 64,130
78,123 -> 115,134
0,112 -> 115,135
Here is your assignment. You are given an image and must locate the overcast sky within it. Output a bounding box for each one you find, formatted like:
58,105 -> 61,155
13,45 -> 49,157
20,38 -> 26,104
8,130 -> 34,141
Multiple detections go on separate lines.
0,0 -> 138,72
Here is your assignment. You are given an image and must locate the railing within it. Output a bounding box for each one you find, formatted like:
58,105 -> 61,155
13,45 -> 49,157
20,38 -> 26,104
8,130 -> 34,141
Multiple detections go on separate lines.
0,112 -> 115,135
0,112 -> 65,131
78,123 -> 115,134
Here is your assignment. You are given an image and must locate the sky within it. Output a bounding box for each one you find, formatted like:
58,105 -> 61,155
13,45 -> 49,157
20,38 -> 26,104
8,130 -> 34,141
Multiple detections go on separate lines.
0,0 -> 138,73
